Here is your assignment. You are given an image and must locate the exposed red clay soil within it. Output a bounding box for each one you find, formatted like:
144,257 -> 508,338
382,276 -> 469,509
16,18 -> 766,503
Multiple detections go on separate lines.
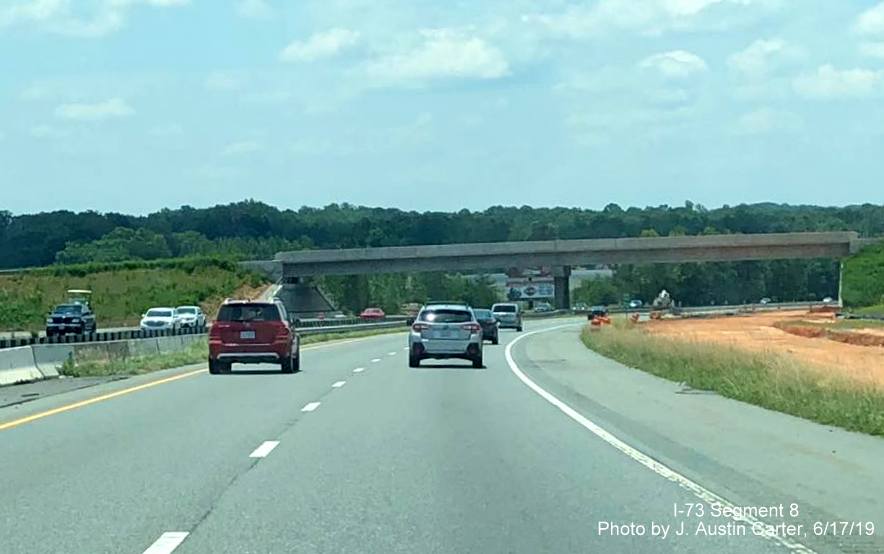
644,310 -> 884,389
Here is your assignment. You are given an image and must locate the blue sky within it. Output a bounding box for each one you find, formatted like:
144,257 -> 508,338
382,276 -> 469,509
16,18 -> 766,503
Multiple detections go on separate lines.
2,0 -> 884,215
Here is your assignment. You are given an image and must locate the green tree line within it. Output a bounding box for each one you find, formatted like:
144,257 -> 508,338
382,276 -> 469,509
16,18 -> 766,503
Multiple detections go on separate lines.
2,200 -> 882,309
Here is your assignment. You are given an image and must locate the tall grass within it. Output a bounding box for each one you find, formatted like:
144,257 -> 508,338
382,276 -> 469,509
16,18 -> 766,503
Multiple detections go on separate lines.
61,340 -> 209,377
0,258 -> 268,331
581,322 -> 884,436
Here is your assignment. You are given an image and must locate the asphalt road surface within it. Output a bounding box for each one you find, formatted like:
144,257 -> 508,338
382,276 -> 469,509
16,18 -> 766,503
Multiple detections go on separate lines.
1,318 -> 881,553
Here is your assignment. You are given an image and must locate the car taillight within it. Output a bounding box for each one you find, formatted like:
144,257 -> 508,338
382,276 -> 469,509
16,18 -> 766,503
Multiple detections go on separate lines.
462,323 -> 481,333
274,323 -> 290,339
209,325 -> 222,339
412,323 -> 429,332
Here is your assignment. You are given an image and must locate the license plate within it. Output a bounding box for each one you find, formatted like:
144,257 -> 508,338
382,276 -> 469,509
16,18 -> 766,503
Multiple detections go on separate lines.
240,330 -> 256,340
433,329 -> 453,339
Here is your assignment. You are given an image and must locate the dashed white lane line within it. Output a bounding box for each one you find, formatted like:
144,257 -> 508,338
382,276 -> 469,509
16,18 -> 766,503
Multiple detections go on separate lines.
332,381 -> 346,388
353,367 -> 365,373
504,324 -> 815,554
301,402 -> 321,412
142,532 -> 189,554
387,351 -> 397,356
248,440 -> 280,459
402,346 -> 408,350
371,358 -> 381,363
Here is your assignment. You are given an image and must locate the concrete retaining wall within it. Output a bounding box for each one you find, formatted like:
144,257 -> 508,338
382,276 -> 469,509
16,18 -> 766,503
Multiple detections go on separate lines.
1,334 -> 208,388
0,346 -> 44,386
31,344 -> 74,378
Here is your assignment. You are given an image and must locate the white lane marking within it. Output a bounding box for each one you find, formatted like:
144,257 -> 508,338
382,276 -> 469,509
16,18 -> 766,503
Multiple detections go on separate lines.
504,324 -> 816,554
332,380 -> 346,388
248,440 -> 280,458
371,358 -> 381,363
142,532 -> 189,554
301,401 -> 321,412
353,367 -> 365,373
387,351 -> 397,356
402,346 -> 408,350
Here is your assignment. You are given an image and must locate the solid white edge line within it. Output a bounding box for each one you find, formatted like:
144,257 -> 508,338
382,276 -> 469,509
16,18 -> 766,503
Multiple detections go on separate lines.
504,324 -> 816,554
301,401 -> 321,412
353,367 -> 365,373
332,381 -> 346,388
142,531 -> 189,554
248,440 -> 280,458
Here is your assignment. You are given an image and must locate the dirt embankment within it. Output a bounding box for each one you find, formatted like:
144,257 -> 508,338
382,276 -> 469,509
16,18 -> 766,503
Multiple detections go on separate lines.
643,311 -> 884,389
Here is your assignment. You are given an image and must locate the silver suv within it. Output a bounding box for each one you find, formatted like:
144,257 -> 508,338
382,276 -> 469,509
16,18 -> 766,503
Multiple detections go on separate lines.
491,302 -> 522,332
408,304 -> 483,368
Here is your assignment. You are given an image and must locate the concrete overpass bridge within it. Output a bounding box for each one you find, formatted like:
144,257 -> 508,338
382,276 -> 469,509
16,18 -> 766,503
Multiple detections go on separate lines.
244,232 -> 869,310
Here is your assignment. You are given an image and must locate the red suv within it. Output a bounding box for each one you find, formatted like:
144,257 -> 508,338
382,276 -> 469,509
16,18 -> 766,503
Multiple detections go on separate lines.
208,300 -> 300,374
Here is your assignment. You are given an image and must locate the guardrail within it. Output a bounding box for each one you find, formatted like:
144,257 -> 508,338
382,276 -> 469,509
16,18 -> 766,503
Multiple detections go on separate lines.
298,320 -> 408,335
0,325 -> 209,350
0,318 -> 412,351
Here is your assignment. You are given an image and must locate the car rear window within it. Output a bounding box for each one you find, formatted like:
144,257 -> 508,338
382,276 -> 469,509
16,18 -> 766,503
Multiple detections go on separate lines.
419,309 -> 472,323
473,309 -> 492,319
55,304 -> 83,314
146,309 -> 173,317
217,304 -> 281,322
493,304 -> 517,313
177,307 -> 197,314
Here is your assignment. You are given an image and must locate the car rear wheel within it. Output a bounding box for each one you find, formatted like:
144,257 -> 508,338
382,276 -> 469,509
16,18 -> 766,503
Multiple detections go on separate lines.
516,325 -> 523,332
209,359 -> 228,375
281,355 -> 294,374
292,348 -> 300,372
409,354 -> 420,368
491,336 -> 499,345
472,354 -> 483,369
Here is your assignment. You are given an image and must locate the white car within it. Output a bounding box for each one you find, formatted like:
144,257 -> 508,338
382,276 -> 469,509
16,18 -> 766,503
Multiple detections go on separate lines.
175,305 -> 206,328
140,307 -> 180,332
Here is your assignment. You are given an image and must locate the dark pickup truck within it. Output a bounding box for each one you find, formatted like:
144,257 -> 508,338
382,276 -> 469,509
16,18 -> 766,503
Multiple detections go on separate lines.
46,302 -> 97,336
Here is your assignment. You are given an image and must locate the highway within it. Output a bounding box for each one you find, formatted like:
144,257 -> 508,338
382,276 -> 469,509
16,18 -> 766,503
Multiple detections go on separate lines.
1,318 -> 881,553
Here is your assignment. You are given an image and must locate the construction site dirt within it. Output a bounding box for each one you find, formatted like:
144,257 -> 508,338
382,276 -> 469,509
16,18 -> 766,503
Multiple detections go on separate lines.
644,310 -> 884,390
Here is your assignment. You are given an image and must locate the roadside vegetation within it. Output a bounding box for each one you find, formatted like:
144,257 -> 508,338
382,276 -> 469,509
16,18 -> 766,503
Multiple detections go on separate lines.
843,241 -> 884,311
581,321 -> 884,436
0,257 -> 267,332
60,340 -> 209,378
60,327 -> 406,377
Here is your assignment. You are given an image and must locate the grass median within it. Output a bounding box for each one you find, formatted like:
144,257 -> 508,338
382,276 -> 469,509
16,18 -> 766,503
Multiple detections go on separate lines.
60,327 -> 407,378
580,321 -> 884,436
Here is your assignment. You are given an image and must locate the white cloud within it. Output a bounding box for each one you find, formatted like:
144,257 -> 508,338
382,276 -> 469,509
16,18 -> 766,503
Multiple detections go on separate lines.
0,0 -> 188,38
639,50 -> 708,78
222,140 -> 262,156
524,0 -> 781,38
728,38 -> 786,78
205,71 -> 241,91
859,41 -> 884,59
55,98 -> 135,120
733,107 -> 801,135
855,2 -> 884,36
236,0 -> 271,19
29,124 -> 68,139
365,29 -> 509,83
793,64 -> 883,99
279,28 -> 360,63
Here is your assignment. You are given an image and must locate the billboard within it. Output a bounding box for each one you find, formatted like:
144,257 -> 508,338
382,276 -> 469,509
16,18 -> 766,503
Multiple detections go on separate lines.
506,278 -> 555,300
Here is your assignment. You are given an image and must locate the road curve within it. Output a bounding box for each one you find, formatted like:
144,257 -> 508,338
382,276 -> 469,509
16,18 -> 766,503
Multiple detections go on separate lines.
0,319 -> 880,553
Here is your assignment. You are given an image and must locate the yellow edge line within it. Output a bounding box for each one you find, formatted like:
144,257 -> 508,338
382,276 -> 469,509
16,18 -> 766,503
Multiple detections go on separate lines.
0,369 -> 206,432
0,330 -> 406,432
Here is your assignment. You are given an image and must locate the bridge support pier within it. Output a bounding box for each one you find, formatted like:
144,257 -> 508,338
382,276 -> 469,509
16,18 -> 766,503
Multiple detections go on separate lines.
553,265 -> 571,310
